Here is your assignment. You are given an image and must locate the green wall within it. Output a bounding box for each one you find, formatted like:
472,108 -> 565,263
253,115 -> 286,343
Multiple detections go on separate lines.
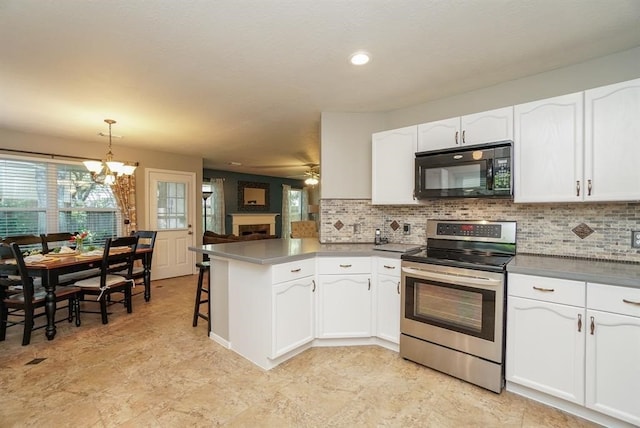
203,169 -> 305,237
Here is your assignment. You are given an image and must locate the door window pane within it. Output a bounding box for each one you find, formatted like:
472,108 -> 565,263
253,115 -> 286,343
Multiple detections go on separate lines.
156,181 -> 187,229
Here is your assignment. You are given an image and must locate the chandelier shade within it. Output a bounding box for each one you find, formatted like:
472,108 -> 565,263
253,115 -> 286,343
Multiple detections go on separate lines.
84,119 -> 137,184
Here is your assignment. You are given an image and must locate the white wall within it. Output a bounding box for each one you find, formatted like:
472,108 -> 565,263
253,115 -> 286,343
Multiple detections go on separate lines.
320,111 -> 386,199
320,46 -> 640,199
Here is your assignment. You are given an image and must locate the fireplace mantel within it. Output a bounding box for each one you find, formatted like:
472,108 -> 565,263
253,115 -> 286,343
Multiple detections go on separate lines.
229,213 -> 280,236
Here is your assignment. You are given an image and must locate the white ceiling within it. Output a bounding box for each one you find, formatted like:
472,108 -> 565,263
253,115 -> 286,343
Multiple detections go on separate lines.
1,1 -> 640,178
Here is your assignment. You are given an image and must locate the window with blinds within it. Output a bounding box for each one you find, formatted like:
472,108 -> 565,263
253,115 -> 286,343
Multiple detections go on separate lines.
0,156 -> 121,244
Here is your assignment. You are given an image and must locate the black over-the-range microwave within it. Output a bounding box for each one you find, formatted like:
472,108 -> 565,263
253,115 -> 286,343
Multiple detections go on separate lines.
414,140 -> 513,199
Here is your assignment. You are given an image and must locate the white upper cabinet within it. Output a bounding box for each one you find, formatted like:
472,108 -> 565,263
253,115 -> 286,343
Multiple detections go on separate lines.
417,106 -> 513,152
514,92 -> 584,203
515,78 -> 640,203
584,78 -> 640,201
371,125 -> 419,205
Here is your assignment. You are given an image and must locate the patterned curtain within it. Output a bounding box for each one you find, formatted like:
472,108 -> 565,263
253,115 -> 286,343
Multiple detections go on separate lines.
211,178 -> 225,234
282,184 -> 291,238
301,188 -> 309,219
110,174 -> 137,235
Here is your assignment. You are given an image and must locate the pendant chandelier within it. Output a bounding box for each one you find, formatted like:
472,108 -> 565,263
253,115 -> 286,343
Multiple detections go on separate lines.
83,119 -> 137,185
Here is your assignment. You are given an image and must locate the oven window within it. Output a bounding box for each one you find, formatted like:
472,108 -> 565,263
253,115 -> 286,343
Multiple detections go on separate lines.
406,278 -> 496,341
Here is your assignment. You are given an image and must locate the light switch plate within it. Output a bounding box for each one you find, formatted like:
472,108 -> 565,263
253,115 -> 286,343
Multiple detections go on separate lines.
632,231 -> 640,248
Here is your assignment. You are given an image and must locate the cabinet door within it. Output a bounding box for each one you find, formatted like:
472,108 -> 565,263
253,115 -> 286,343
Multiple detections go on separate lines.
317,274 -> 372,338
371,126 -> 418,205
506,296 -> 585,404
417,117 -> 460,151
376,274 -> 400,344
585,78 -> 640,201
271,277 -> 315,358
585,309 -> 640,426
460,106 -> 513,145
514,92 -> 584,202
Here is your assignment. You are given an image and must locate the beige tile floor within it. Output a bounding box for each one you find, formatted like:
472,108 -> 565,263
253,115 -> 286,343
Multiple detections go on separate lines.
0,275 -> 598,427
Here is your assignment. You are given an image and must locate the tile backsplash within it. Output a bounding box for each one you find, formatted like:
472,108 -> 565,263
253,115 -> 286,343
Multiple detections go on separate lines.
320,199 -> 640,263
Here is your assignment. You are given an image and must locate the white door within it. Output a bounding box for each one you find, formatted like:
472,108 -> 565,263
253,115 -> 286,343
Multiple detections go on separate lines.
147,169 -> 196,279
417,117 -> 460,151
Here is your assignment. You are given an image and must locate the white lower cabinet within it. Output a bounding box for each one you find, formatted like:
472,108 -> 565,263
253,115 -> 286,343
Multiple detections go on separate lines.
585,283 -> 640,426
317,257 -> 372,338
375,257 -> 401,344
507,273 -> 640,427
271,276 -> 315,359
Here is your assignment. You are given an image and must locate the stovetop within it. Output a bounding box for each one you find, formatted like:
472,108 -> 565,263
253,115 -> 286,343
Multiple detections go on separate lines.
401,248 -> 514,272
400,220 -> 517,272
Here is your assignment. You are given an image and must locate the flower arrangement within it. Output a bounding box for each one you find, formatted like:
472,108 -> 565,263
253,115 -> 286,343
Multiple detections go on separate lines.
70,230 -> 92,252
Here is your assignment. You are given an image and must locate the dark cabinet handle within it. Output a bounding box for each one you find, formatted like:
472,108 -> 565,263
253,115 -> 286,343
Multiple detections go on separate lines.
290,268 -> 301,273
339,264 -> 352,268
368,278 -> 371,291
312,279 -> 316,292
577,314 -> 582,332
587,179 -> 592,196
576,180 -> 580,196
455,131 -> 459,144
590,316 -> 595,335
397,281 -> 400,295
462,130 -> 466,144
533,286 -> 555,292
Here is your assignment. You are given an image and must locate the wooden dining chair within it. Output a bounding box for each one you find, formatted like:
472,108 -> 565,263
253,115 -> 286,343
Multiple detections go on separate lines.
128,230 -> 157,301
40,232 -> 75,254
0,234 -> 43,253
73,236 -> 138,324
0,243 -> 81,346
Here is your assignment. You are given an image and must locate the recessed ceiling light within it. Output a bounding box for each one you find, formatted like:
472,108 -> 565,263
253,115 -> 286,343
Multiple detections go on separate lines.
350,51 -> 370,66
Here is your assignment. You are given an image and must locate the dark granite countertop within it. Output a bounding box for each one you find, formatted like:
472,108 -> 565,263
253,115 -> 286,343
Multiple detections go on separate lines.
507,254 -> 640,289
189,238 -> 416,265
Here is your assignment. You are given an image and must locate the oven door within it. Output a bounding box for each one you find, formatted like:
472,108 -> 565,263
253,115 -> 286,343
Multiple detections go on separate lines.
401,260 -> 505,363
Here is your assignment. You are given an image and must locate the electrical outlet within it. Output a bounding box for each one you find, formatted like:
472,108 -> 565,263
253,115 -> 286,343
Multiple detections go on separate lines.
403,223 -> 411,235
632,231 -> 640,248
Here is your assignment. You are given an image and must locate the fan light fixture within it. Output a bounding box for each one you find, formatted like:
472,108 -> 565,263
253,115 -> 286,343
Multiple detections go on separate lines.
304,171 -> 319,186
84,119 -> 137,185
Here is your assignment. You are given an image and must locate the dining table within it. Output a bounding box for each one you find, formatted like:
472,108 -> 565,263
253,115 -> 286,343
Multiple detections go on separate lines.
21,247 -> 152,340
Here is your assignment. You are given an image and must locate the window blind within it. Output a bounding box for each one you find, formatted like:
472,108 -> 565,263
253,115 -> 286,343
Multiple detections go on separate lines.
0,156 -> 122,244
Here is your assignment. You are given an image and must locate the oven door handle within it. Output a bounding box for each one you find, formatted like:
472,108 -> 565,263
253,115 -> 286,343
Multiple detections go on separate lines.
402,266 -> 502,288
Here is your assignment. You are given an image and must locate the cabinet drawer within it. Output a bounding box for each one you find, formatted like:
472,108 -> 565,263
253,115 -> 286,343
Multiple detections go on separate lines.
376,257 -> 401,276
508,273 -> 585,306
272,258 -> 316,284
318,257 -> 371,275
588,283 -> 640,317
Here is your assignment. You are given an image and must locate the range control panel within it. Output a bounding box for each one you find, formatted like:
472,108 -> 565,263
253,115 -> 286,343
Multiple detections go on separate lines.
426,220 -> 517,244
436,222 -> 502,238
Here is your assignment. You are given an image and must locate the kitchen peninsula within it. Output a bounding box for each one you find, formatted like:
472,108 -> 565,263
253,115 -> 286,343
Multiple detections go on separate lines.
189,238 -> 413,370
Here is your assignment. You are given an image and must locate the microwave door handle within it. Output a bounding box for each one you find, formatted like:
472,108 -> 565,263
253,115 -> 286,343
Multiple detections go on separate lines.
486,159 -> 494,190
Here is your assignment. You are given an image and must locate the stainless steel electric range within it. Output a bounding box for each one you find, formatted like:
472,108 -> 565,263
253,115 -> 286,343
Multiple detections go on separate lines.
400,219 -> 517,393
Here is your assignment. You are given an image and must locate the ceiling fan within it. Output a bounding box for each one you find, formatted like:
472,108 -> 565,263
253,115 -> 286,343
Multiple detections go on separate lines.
285,163 -> 320,185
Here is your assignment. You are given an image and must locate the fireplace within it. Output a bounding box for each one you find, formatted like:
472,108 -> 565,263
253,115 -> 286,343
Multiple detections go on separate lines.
229,213 -> 280,236
238,224 -> 270,236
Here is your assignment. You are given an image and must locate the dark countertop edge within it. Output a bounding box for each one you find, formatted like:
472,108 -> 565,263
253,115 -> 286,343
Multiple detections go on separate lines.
507,254 -> 640,289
